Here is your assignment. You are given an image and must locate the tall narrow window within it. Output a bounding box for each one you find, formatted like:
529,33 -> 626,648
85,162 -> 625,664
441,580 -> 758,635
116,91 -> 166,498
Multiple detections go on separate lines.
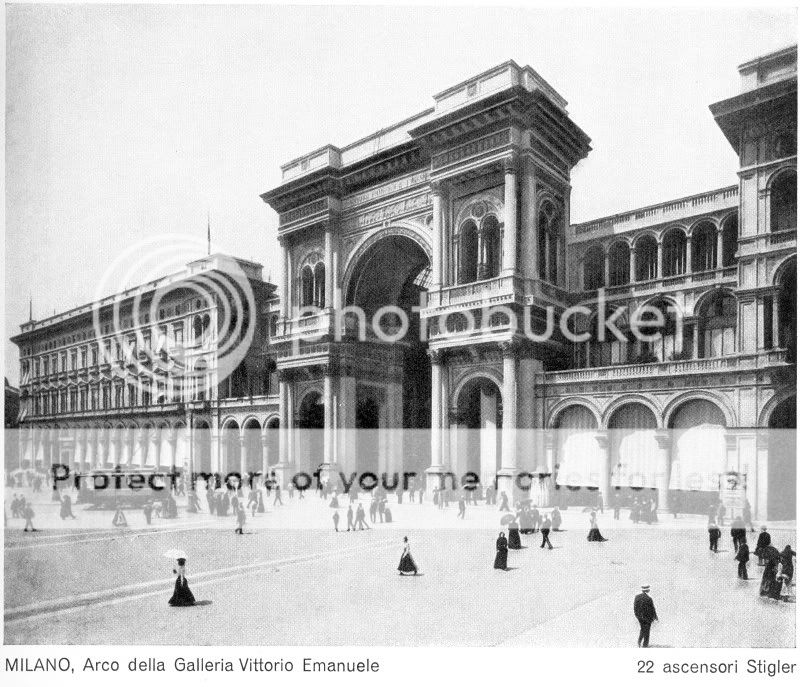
313,263 -> 326,307
662,228 -> 687,277
480,215 -> 501,279
459,220 -> 479,283
771,170 -> 797,233
608,241 -> 630,286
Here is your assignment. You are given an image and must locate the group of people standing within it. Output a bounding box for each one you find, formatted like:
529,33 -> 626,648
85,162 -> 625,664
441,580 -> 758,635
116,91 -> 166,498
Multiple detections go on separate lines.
708,510 -> 795,603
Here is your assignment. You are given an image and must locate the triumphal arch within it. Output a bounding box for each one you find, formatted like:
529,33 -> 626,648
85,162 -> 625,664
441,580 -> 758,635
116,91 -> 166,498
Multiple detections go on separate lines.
261,61 -> 591,495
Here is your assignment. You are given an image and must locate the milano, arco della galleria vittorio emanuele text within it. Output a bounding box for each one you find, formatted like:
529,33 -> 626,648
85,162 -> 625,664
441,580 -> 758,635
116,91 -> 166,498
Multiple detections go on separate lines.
11,45 -> 797,521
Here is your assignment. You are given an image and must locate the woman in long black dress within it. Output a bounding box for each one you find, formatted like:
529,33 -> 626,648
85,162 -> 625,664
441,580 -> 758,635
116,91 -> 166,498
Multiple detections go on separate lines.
168,557 -> 196,607
587,511 -> 607,542
494,532 -> 508,570
759,546 -> 782,600
508,518 -> 522,549
397,537 -> 418,575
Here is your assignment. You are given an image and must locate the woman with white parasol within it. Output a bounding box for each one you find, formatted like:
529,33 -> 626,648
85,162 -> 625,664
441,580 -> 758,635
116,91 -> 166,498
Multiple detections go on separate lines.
164,549 -> 195,607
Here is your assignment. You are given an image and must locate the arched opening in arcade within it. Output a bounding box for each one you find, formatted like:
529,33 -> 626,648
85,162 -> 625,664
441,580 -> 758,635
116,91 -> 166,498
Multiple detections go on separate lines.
297,390 -> 324,476
345,232 -> 432,473
265,418 -> 279,469
691,221 -> 717,272
662,228 -> 687,277
453,377 -> 503,488
582,245 -> 604,291
634,234 -> 658,282
193,419 -> 212,476
668,399 -> 727,514
721,215 -> 738,267
608,241 -> 630,286
221,420 -> 241,476
767,395 -> 797,521
553,404 -> 601,507
770,169 -> 797,233
243,418 -> 262,475
697,290 -> 737,359
637,297 -> 681,362
608,403 -> 659,506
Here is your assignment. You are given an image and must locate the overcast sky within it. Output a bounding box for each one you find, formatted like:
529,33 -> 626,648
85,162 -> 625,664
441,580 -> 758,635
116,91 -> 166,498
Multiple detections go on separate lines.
4,5 -> 797,383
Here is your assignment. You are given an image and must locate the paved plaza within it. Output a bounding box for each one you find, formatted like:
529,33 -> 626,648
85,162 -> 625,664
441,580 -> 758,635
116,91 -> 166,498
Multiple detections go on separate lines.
4,485 -> 796,646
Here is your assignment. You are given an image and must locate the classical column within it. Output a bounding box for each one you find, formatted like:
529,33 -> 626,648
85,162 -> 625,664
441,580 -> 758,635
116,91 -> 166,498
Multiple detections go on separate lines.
603,247 -> 611,287
542,431 -> 556,507
84,431 -> 95,472
503,156 -> 518,275
685,237 -> 692,274
772,295 -> 780,348
691,322 -> 700,358
324,223 -> 334,309
431,182 -> 443,288
278,377 -> 289,464
544,232 -> 552,284
276,374 -> 294,487
654,430 -> 671,511
426,350 -> 445,490
497,342 -> 518,495
260,433 -> 269,482
716,227 -> 724,269
239,434 -> 247,479
656,241 -> 663,279
753,430 -> 768,522
322,366 -> 336,472
167,431 -> 177,471
74,430 -> 85,474
332,220 -> 342,312
520,156 -> 538,278
629,245 -> 636,282
282,239 -> 292,318
594,431 -> 611,508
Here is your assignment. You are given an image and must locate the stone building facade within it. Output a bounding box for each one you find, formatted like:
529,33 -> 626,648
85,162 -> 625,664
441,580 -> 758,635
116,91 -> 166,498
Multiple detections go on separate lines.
12,47 -> 797,519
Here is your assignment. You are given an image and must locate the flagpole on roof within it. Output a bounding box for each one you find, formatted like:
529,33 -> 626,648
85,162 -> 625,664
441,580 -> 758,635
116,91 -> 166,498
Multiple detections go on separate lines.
207,210 -> 211,256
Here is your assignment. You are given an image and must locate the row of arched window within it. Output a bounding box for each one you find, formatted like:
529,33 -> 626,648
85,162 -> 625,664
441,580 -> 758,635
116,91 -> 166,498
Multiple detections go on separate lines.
582,216 -> 739,290
300,262 -> 326,308
573,291 -> 739,368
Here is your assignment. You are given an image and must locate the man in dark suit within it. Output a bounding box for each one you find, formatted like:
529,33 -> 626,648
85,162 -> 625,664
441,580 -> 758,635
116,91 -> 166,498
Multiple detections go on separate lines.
633,585 -> 658,648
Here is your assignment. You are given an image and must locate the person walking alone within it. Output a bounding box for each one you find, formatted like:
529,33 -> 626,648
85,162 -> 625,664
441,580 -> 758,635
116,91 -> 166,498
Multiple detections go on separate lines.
633,585 -> 658,648
540,516 -> 553,549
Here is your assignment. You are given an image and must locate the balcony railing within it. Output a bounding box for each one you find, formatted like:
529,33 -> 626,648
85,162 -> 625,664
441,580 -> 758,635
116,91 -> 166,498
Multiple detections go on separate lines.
543,350 -> 789,384
426,275 -> 517,308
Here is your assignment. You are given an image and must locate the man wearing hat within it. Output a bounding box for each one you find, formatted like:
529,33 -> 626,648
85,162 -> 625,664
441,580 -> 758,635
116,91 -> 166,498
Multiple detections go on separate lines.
633,585 -> 658,648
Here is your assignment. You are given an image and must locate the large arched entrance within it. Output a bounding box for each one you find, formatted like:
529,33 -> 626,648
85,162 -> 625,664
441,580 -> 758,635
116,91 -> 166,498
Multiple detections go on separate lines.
608,403 -> 659,503
222,420 -> 241,475
243,418 -> 262,475
345,232 -> 432,475
553,404 -> 600,507
453,377 -> 502,488
193,420 -> 212,475
767,395 -> 796,521
297,391 -> 324,475
668,399 -> 726,513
